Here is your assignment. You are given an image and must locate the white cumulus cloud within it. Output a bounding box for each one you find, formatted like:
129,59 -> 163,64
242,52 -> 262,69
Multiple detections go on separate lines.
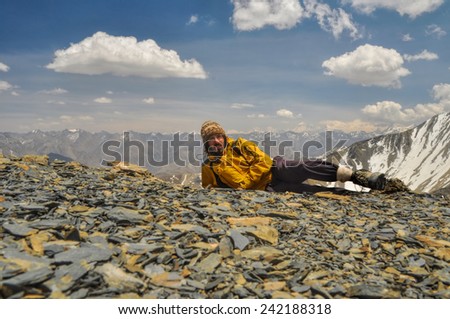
362,83 -> 450,123
276,108 -> 295,118
322,44 -> 411,88
403,50 -> 438,62
343,0 -> 444,18
402,33 -> 414,42
321,119 -> 378,132
0,62 -> 10,72
47,100 -> 66,105
0,81 -> 13,91
362,100 -> 444,123
94,97 -> 112,104
231,0 -> 304,31
231,103 -> 255,109
432,83 -> 450,102
143,97 -> 155,104
187,15 -> 199,25
40,88 -> 68,95
231,0 -> 361,39
362,101 -> 410,122
247,113 -> 266,118
46,32 -> 208,79
426,24 -> 447,38
303,0 -> 362,39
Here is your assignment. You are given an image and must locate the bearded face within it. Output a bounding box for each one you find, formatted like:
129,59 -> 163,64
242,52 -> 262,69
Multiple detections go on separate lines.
206,134 -> 225,156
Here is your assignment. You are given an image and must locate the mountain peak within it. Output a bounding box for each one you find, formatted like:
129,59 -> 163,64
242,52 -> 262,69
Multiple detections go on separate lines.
333,112 -> 450,193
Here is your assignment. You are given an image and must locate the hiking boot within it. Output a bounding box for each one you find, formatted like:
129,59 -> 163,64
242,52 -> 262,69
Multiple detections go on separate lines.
351,169 -> 387,190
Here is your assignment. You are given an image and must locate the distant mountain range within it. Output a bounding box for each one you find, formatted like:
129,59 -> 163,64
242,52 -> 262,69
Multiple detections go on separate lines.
0,128 -> 378,184
330,112 -> 450,193
1,112 -> 449,193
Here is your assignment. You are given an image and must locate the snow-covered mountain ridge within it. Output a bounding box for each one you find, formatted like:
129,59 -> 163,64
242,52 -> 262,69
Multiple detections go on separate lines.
331,112 -> 450,193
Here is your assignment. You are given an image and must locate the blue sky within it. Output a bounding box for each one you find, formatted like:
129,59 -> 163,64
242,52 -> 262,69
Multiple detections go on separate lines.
0,0 -> 449,133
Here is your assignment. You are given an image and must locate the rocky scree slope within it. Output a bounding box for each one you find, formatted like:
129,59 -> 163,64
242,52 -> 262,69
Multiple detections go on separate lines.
0,154 -> 449,299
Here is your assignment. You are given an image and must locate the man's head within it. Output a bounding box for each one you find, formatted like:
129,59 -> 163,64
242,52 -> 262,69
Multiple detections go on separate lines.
201,120 -> 227,156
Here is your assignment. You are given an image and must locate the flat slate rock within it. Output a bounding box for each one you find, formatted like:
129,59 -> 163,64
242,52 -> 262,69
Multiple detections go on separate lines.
0,156 -> 449,299
53,245 -> 113,265
2,221 -> 37,237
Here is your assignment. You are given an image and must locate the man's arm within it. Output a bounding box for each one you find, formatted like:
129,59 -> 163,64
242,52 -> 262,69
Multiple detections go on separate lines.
232,139 -> 273,190
201,163 -> 217,188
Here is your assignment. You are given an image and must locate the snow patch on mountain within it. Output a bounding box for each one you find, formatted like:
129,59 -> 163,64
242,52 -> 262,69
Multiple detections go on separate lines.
335,112 -> 450,193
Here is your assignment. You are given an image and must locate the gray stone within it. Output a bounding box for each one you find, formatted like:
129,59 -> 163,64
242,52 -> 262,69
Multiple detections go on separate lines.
53,245 -> 113,264
229,229 -> 250,250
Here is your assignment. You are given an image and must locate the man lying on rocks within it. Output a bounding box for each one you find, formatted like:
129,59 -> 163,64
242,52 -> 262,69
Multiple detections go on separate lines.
201,120 -> 395,193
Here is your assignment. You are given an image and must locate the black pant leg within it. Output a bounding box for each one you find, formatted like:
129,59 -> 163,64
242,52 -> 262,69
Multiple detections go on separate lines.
271,156 -> 338,183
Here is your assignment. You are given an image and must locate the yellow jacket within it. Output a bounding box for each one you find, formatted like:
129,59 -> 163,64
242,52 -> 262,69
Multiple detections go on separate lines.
201,137 -> 273,190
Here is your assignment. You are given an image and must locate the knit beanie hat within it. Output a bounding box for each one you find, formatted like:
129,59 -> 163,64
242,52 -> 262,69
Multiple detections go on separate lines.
200,120 -> 226,142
